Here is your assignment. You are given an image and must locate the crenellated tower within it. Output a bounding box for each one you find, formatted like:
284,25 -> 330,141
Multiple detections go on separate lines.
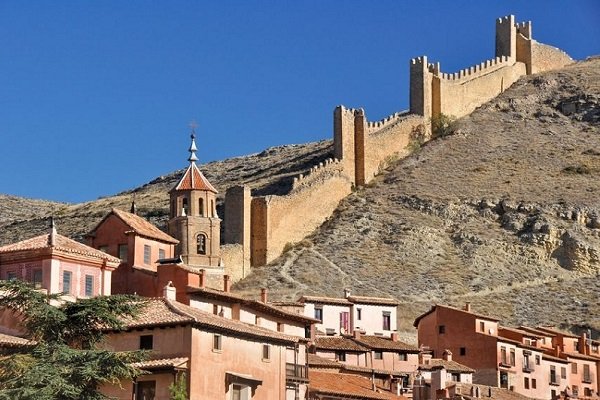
168,129 -> 221,267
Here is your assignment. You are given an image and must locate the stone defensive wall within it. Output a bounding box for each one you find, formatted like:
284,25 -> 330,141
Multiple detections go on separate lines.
221,14 -> 573,277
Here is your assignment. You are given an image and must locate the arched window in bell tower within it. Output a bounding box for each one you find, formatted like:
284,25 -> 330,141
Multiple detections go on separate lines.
199,198 -> 204,217
196,233 -> 207,255
182,197 -> 188,216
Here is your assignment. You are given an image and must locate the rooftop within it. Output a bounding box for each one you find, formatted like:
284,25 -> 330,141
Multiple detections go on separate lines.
419,359 -> 475,373
172,162 -> 217,193
88,208 -> 179,244
131,357 -> 189,371
309,370 -> 406,400
0,332 -> 33,348
413,304 -> 499,328
313,336 -> 369,352
0,232 -> 121,265
354,335 -> 419,352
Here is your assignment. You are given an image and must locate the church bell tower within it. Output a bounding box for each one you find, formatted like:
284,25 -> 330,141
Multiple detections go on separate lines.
168,129 -> 221,267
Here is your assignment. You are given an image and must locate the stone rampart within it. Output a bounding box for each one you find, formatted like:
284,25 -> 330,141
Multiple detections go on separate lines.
223,14 -> 573,271
250,171 -> 353,265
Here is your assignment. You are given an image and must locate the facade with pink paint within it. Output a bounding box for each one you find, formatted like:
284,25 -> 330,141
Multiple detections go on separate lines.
299,290 -> 398,337
0,223 -> 119,299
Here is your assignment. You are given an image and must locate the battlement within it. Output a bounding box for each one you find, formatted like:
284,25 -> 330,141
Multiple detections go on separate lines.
366,111 -> 410,132
516,21 -> 532,39
291,157 -> 343,191
496,15 -> 515,25
437,55 -> 511,82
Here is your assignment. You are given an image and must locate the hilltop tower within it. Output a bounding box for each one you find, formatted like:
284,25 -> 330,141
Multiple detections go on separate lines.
168,130 -> 221,267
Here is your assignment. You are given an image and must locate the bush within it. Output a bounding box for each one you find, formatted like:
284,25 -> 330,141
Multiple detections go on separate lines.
431,113 -> 456,138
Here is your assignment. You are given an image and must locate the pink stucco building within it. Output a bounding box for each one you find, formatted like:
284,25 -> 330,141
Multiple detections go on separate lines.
0,221 -> 119,299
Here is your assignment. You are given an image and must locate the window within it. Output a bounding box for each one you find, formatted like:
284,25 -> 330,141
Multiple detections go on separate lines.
213,304 -> 219,315
398,353 -> 407,361
382,312 -> 391,331
524,377 -> 529,389
451,373 -> 460,382
139,335 -> 153,350
171,200 -> 176,218
357,308 -> 362,320
262,344 -> 271,361
143,245 -> 151,265
500,347 -> 507,365
374,351 -> 383,360
523,353 -> 532,371
199,198 -> 204,216
136,381 -> 156,400
210,199 -> 215,217
99,245 -> 109,253
584,388 -> 593,397
118,244 -> 128,262
231,384 -> 247,400
438,325 -> 445,334
583,364 -> 592,383
213,334 -> 222,351
532,379 -> 536,389
6,271 -> 17,280
335,351 -> 346,362
480,321 -> 485,332
32,269 -> 43,289
197,234 -> 207,255
550,365 -> 558,384
255,315 -> 261,325
314,307 -> 323,322
158,248 -> 165,260
535,355 -> 540,365
85,275 -> 94,297
592,343 -> 599,352
509,349 -> 515,366
182,198 -> 188,215
561,367 -> 566,379
62,271 -> 72,294
460,347 -> 466,356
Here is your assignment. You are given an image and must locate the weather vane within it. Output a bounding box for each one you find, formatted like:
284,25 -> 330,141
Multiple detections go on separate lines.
188,120 -> 198,138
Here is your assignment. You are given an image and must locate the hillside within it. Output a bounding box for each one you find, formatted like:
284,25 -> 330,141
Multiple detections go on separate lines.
0,140 -> 333,245
234,58 -> 600,333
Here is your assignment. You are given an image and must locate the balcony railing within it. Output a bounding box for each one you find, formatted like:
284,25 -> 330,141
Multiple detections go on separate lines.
582,373 -> 594,384
522,363 -> 535,373
286,363 -> 309,383
549,373 -> 561,386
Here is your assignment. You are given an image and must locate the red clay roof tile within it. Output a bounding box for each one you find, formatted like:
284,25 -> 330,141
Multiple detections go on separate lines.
172,163 -> 217,193
309,371 -> 406,400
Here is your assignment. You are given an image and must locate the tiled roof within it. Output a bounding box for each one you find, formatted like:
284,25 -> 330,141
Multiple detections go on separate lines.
299,295 -> 352,305
498,326 -> 543,338
562,351 -> 600,361
309,371 -> 406,400
0,333 -> 33,347
517,326 -> 556,337
132,357 -> 189,370
187,286 -> 319,324
342,364 -> 407,377
307,354 -> 342,368
542,353 -> 569,363
535,326 -> 579,338
348,296 -> 399,306
118,298 -> 301,344
313,336 -> 369,352
413,304 -> 499,328
354,335 -> 419,352
172,163 -> 217,193
454,383 -> 534,400
497,336 -> 540,351
95,208 -> 179,244
419,359 -> 475,373
0,233 -> 121,265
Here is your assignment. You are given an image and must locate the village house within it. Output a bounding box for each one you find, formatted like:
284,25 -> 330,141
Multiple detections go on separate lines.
413,350 -> 474,400
299,289 -> 398,337
100,285 -> 309,400
0,219 -> 119,300
414,303 -> 600,400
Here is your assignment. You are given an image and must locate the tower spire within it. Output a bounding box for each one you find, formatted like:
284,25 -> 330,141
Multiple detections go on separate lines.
188,121 -> 198,164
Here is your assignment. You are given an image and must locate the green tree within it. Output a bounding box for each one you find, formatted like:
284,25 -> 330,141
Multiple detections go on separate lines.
0,280 -> 147,400
168,372 -> 188,400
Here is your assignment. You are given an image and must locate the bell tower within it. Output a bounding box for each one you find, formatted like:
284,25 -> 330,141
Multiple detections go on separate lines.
168,128 -> 221,267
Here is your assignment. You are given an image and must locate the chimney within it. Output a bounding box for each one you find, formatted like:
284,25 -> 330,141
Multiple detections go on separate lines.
353,329 -> 361,340
163,281 -> 176,301
443,349 -> 453,361
464,302 -> 471,312
49,217 -> 57,246
391,332 -> 399,342
130,194 -> 137,215
344,288 -> 351,298
224,275 -> 231,292
260,288 -> 268,303
199,269 -> 206,288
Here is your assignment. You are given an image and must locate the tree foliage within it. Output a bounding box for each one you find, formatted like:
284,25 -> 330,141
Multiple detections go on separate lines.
168,372 -> 188,400
431,113 -> 456,139
0,280 -> 147,400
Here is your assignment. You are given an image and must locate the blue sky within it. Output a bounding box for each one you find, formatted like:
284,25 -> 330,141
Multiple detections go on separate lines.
1,1 -> 598,203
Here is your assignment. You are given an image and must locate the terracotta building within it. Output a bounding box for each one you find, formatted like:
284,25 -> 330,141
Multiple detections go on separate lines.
0,220 -> 119,299
87,207 -> 179,296
414,303 -> 600,400
101,288 -> 307,400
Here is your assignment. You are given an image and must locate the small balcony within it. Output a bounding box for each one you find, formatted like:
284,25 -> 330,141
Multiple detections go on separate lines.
522,363 -> 535,373
549,373 -> 561,386
286,363 -> 309,383
582,373 -> 594,384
